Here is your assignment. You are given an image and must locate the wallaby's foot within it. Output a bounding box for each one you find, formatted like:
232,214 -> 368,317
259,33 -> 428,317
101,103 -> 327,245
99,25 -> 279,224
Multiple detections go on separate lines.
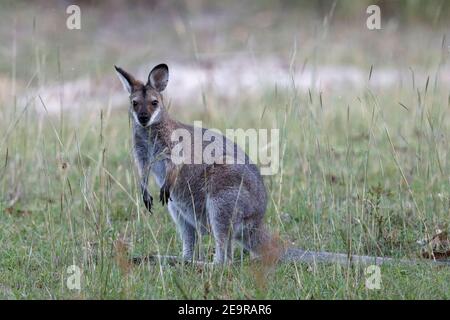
159,183 -> 171,206
142,189 -> 153,213
212,241 -> 233,265
213,254 -> 233,265
181,253 -> 194,263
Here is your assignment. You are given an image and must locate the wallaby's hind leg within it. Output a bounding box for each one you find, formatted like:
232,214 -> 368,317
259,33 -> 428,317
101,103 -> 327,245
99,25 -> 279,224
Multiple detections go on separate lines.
206,198 -> 234,264
168,202 -> 196,260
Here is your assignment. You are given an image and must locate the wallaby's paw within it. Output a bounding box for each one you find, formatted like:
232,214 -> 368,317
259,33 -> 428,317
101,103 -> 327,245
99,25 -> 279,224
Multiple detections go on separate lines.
212,255 -> 234,266
159,184 -> 171,206
142,190 -> 153,213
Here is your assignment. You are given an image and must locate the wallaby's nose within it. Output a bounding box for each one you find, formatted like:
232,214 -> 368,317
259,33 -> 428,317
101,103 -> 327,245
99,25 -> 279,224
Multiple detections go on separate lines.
138,113 -> 150,125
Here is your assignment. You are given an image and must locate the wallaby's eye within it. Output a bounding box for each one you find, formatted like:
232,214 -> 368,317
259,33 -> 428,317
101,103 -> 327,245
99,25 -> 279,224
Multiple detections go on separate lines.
132,100 -> 138,108
151,100 -> 158,106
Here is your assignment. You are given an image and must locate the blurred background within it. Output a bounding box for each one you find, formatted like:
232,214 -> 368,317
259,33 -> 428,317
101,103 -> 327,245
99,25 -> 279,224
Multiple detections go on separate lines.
0,0 -> 448,115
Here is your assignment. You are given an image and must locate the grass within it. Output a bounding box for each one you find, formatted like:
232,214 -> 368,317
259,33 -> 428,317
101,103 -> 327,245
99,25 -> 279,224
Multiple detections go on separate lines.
1,80 -> 449,299
0,1 -> 449,299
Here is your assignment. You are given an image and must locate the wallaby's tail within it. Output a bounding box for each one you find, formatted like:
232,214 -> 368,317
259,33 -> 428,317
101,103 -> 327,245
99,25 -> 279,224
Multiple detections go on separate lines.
282,247 -> 450,266
254,228 -> 450,267
283,248 -> 397,266
237,224 -> 450,267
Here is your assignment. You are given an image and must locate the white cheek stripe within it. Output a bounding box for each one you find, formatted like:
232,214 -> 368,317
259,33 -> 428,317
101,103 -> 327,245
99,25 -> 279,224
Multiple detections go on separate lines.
149,107 -> 161,125
132,112 -> 141,125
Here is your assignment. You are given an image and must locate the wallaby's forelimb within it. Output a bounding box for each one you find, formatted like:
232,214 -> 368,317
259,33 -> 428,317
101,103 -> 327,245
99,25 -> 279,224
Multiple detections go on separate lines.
159,159 -> 177,206
133,121 -> 154,212
140,178 -> 153,212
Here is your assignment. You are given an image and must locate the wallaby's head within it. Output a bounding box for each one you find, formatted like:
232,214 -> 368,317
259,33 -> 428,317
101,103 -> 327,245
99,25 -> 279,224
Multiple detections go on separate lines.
114,64 -> 169,127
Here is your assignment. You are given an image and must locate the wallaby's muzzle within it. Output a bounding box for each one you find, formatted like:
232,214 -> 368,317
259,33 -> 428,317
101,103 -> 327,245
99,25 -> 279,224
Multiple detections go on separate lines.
137,113 -> 150,126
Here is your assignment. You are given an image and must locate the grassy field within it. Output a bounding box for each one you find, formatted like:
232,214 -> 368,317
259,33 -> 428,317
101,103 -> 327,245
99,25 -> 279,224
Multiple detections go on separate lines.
0,1 -> 449,299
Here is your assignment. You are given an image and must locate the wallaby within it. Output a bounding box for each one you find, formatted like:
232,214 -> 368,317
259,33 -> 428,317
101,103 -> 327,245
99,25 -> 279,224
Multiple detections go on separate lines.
115,63 -> 450,268
115,63 -> 273,264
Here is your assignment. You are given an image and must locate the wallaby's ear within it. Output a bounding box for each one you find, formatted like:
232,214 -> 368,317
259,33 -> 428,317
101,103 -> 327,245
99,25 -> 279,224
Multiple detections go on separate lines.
114,65 -> 136,94
148,64 -> 169,92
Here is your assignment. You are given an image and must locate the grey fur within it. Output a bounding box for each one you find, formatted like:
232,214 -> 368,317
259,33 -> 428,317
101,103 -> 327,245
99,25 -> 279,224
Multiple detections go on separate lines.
118,64 -> 450,269
115,64 -> 268,263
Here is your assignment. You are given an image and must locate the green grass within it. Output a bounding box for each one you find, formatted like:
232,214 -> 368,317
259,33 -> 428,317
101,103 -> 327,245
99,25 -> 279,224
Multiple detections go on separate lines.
0,1 -> 449,299
0,79 -> 449,299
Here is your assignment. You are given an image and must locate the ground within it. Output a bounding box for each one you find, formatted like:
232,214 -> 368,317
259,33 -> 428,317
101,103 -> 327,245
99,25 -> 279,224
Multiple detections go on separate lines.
0,1 -> 449,299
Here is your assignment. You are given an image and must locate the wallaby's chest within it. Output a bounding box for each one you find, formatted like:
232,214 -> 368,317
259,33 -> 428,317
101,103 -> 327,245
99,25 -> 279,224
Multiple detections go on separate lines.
150,160 -> 165,187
